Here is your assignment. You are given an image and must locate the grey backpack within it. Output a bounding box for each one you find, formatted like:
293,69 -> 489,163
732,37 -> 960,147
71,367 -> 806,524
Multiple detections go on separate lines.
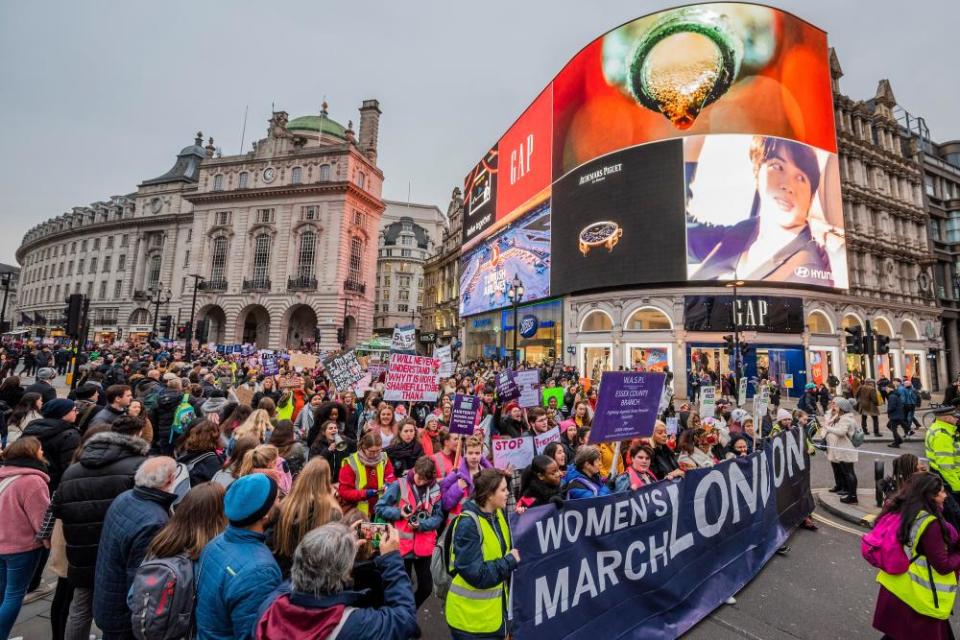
128,554 -> 196,640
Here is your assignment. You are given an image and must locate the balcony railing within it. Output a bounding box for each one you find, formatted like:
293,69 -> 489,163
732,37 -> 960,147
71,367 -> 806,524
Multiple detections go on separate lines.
287,275 -> 317,291
242,278 -> 271,292
132,290 -> 148,301
199,279 -> 227,292
344,279 -> 366,294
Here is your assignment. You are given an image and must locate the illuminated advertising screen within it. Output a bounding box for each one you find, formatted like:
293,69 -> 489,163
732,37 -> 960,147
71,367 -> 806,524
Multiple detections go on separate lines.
459,3 -> 843,317
459,202 -> 551,317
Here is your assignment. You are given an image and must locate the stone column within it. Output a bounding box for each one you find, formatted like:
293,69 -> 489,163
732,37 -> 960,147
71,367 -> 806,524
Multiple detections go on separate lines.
946,318 -> 960,382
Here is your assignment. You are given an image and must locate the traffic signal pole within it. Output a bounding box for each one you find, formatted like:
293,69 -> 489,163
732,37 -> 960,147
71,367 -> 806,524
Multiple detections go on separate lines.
865,319 -> 876,380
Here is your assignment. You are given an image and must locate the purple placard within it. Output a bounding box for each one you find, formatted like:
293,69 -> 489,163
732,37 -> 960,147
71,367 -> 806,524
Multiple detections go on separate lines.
450,394 -> 479,436
496,371 -> 521,402
590,371 -> 666,442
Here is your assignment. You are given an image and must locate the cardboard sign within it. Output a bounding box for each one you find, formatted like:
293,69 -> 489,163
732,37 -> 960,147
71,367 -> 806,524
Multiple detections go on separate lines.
496,371 -> 521,402
541,387 -> 565,408
278,374 -> 304,389
289,352 -> 318,371
434,345 -> 452,362
699,385 -> 717,419
384,353 -> 441,402
322,350 -> 365,391
450,394 -> 480,436
590,371 -> 668,442
738,377 -> 748,407
533,426 -> 561,453
515,369 -> 541,409
390,324 -> 416,353
782,374 -> 794,389
492,436 -> 535,470
233,385 -> 254,407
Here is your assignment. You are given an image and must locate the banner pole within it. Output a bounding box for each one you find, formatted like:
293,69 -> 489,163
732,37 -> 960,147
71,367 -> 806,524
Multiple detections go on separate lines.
608,441 -> 621,478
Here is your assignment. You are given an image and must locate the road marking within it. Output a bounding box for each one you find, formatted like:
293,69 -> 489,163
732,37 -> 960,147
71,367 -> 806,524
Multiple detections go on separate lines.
811,512 -> 865,537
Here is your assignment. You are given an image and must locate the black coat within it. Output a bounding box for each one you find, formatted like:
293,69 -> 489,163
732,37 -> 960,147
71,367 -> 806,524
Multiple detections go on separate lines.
0,383 -> 23,409
52,431 -> 149,588
21,416 -> 81,491
150,390 -> 202,447
650,444 -> 680,480
24,380 -> 57,404
177,450 -> 224,486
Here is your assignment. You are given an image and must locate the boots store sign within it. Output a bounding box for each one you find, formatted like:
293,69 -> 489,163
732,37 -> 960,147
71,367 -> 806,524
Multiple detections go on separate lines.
683,295 -> 804,334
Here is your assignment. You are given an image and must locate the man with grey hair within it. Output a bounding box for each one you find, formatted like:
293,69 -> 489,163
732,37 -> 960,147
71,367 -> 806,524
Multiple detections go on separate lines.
93,456 -> 178,640
252,523 -> 418,640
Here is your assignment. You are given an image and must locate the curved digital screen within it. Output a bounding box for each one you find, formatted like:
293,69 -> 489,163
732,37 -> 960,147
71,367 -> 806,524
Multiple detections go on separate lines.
460,2 -> 843,316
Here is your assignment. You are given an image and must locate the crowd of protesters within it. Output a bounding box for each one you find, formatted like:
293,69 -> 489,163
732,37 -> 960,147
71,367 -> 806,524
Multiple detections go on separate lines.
0,337 -> 936,640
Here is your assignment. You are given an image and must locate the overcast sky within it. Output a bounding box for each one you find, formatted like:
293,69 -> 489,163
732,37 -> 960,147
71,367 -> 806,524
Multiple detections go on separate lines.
1,0 -> 956,265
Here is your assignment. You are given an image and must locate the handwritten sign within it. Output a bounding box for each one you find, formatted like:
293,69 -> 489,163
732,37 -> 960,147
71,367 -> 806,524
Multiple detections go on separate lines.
289,352 -> 318,371
534,426 -> 561,453
590,371 -> 667,442
390,324 -> 416,353
450,394 -> 479,436
492,436 -> 535,470
515,369 -> 541,409
323,350 -> 365,391
439,360 -> 457,378
384,353 -> 440,402
434,345 -> 452,362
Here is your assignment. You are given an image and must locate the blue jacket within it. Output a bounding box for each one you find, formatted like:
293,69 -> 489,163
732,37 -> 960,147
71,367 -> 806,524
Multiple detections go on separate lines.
196,526 -> 282,640
93,486 -> 175,633
563,466 -> 611,500
887,387 -> 906,421
251,551 -> 418,640
899,385 -> 919,408
374,472 -> 444,544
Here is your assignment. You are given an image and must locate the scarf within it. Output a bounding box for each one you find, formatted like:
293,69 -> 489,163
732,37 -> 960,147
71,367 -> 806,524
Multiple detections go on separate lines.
357,449 -> 387,468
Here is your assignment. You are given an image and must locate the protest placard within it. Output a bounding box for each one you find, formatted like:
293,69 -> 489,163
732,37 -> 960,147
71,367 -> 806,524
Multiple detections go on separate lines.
492,436 -> 535,470
590,371 -> 667,442
665,416 -> 679,436
322,350 -> 365,391
262,356 -> 279,376
450,394 -> 480,436
754,383 -> 771,419
289,352 -> 318,371
434,344 -> 452,362
367,361 -> 387,381
384,353 -> 440,401
496,371 -> 521,402
533,426 -> 561,453
277,374 -> 304,389
699,385 -> 717,419
232,385 -> 254,407
541,387 -> 564,408
515,369 -> 541,408
738,377 -> 748,407
390,324 -> 416,353
439,360 -> 457,378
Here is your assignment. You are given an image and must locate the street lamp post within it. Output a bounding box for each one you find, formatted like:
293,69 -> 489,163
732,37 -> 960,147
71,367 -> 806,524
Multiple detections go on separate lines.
507,274 -> 525,369
725,276 -> 745,389
146,283 -> 172,338
0,272 -> 11,334
185,274 -> 204,362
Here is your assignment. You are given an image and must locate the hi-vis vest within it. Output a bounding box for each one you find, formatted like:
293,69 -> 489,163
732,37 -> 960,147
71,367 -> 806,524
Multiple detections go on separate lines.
433,452 -> 454,479
344,453 -> 386,517
926,420 -> 960,492
394,478 -> 441,558
444,509 -> 511,634
877,511 -> 958,620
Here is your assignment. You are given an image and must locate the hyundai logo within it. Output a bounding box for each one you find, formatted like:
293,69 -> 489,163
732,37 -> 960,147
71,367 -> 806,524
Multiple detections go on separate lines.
794,266 -> 810,278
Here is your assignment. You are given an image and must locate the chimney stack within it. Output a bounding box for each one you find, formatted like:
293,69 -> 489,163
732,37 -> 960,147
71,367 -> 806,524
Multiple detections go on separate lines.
358,99 -> 381,164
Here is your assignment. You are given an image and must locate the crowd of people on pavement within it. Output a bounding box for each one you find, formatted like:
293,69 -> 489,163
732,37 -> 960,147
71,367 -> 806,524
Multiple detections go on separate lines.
0,336 -> 945,640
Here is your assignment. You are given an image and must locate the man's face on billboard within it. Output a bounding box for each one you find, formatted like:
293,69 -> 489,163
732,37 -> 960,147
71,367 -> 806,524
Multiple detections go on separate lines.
758,148 -> 813,229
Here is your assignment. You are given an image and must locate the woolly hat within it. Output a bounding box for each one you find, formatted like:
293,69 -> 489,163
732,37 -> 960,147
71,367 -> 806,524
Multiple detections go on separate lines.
775,408 -> 792,422
804,383 -> 817,390
41,398 -> 75,420
224,474 -> 278,527
201,396 -> 227,416
74,383 -> 99,400
36,367 -> 57,381
835,397 -> 856,414
730,408 -> 750,425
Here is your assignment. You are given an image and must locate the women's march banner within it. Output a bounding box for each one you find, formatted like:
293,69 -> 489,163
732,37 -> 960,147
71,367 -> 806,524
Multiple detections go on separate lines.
508,427 -> 814,640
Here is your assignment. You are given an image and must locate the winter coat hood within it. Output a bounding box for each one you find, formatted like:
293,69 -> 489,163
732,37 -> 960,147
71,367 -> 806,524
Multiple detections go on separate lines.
78,431 -> 149,469
22,416 -> 75,440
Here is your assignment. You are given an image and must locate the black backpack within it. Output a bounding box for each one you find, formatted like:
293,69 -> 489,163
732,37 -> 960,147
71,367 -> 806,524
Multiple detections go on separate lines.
128,554 -> 196,640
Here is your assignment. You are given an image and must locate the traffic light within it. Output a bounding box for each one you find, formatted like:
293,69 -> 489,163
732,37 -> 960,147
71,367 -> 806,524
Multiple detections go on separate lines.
741,343 -> 754,359
337,327 -> 345,346
195,318 -> 208,343
722,334 -> 734,355
844,326 -> 864,354
64,294 -> 83,336
177,324 -> 187,340
159,315 -> 172,338
876,334 -> 891,355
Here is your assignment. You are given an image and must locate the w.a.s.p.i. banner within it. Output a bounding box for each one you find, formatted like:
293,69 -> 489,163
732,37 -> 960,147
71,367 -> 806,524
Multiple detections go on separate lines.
509,427 -> 814,640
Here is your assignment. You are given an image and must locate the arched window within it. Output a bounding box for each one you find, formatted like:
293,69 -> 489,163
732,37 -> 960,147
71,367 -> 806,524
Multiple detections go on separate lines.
147,255 -> 161,286
624,307 -> 672,331
297,231 -> 316,279
901,320 -> 919,340
319,164 -> 331,181
807,311 -> 833,334
348,236 -> 364,283
210,237 -> 228,282
580,310 -> 613,332
252,234 -> 271,283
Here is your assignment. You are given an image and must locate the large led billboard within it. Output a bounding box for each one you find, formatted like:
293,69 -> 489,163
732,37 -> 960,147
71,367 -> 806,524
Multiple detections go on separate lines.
459,3 -> 843,316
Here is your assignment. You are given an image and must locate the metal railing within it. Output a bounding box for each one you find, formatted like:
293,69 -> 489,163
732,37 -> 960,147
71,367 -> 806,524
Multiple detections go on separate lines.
242,278 -> 271,292
288,275 -> 318,291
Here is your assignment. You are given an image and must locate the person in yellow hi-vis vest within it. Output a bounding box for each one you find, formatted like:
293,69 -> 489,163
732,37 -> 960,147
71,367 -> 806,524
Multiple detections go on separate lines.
873,472 -> 960,639
337,431 -> 395,517
446,468 -> 520,640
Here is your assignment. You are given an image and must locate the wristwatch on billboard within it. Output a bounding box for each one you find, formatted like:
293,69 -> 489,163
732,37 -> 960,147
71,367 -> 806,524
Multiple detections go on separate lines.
579,221 -> 623,256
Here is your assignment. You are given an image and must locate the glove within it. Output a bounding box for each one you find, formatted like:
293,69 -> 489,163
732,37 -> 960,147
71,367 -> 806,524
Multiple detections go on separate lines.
365,489 -> 378,498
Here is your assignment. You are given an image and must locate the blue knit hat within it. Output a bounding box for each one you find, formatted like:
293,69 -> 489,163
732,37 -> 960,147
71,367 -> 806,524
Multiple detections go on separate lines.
224,474 -> 278,527
42,398 -> 76,420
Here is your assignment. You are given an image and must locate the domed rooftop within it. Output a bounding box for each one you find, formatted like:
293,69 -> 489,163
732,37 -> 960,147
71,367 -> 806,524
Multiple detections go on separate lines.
287,102 -> 348,140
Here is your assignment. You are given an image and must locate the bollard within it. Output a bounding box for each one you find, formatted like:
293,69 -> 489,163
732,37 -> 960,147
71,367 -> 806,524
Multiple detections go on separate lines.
874,460 -> 885,508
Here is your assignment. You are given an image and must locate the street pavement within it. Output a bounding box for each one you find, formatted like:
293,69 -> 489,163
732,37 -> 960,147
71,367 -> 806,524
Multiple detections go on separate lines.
8,376 -> 956,638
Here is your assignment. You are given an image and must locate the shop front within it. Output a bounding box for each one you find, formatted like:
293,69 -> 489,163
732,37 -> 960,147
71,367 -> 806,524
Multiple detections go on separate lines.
128,324 -> 153,345
502,298 -> 563,365
463,313 -> 499,361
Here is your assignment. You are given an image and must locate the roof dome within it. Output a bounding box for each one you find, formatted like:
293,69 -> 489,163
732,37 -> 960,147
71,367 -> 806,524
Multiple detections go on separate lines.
287,102 -> 348,140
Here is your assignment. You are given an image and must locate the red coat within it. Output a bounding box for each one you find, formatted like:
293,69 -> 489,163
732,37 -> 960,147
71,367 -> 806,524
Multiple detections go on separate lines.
337,454 -> 396,516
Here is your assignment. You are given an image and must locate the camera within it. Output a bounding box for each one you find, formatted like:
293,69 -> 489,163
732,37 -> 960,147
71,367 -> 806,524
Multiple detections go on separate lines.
406,510 -> 429,528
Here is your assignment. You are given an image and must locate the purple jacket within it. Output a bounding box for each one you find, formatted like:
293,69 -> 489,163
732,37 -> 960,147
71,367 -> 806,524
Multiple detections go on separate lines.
439,456 -> 492,512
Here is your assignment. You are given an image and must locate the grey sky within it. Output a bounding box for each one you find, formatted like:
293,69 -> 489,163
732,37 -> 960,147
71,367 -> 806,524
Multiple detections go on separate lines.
1,0 -> 956,265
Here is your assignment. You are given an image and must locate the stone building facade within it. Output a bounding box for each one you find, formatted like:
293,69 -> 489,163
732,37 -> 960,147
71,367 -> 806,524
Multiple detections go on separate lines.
422,187 -> 464,350
15,100 -> 385,351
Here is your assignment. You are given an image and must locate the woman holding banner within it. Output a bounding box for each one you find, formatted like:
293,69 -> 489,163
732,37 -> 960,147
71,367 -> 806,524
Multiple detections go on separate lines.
446,468 -> 520,640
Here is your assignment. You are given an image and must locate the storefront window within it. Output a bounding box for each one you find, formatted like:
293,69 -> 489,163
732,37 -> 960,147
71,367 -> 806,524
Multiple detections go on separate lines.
502,299 -> 563,364
464,313 -> 500,361
628,346 -> 671,372
808,350 -> 834,385
624,308 -> 671,331
580,310 -> 613,332
582,346 -> 612,382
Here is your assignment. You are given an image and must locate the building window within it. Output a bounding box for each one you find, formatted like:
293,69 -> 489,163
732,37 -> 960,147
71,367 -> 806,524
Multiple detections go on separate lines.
401,249 -> 412,257
81,240 -> 88,251
401,236 -> 412,246
186,228 -> 192,243
252,234 -> 271,282
57,263 -> 64,277
256,208 -> 275,224
349,237 -> 364,283
302,205 -> 318,221
398,304 -> 409,312
319,164 -> 330,181
183,250 -> 190,268
291,167 -> 302,184
93,238 -> 100,250
213,174 -> 224,191
86,282 -> 93,298
297,231 -> 316,279
98,281 -> 107,299
77,259 -> 85,274
121,234 -> 129,247
148,255 -> 161,286
89,257 -> 97,274
118,255 -> 126,271
353,210 -> 365,229
357,172 -> 366,189
211,236 -> 228,282
239,172 -> 248,189
103,256 -> 111,272
114,280 -> 122,298
67,261 -> 73,276
214,211 -> 231,226
106,236 -> 114,249
399,289 -> 409,301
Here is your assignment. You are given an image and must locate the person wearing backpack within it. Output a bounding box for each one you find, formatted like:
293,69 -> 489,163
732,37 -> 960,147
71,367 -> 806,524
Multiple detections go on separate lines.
93,457 -> 178,640
886,378 -> 908,448
872,472 -> 960,640
175,420 -> 225,487
824,398 -> 859,504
